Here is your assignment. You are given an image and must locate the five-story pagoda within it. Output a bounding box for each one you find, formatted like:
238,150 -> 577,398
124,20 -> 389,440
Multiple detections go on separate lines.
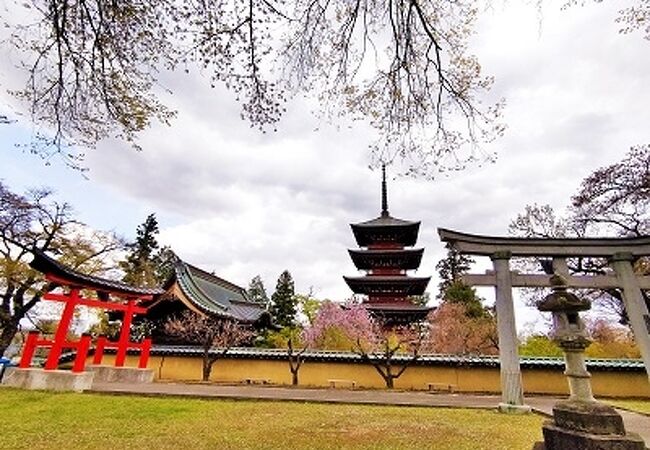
343,165 -> 432,325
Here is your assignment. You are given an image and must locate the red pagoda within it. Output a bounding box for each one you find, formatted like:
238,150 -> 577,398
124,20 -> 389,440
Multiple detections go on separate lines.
343,165 -> 433,325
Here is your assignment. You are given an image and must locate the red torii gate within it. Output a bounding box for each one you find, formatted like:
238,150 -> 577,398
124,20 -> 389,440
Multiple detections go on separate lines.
19,251 -> 163,373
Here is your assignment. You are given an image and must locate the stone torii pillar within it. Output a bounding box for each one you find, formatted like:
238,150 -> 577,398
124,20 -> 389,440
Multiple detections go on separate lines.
610,252 -> 650,378
491,251 -> 529,412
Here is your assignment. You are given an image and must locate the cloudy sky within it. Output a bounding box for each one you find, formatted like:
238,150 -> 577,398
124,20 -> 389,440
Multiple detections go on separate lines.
1,1 -> 648,330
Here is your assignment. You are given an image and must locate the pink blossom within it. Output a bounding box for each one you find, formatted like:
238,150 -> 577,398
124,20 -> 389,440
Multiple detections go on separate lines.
302,301 -> 375,350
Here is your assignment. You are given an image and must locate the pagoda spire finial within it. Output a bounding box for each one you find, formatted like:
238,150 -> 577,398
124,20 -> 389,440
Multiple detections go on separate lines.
381,163 -> 389,217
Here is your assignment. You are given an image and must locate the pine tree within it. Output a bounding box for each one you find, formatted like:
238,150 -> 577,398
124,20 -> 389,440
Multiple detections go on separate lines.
435,242 -> 475,298
120,214 -> 174,287
247,275 -> 270,307
435,243 -> 488,318
270,270 -> 297,327
152,245 -> 178,284
443,281 -> 488,319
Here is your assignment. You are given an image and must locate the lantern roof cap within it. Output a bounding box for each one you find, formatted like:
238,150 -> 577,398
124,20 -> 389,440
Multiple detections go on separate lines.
537,275 -> 591,312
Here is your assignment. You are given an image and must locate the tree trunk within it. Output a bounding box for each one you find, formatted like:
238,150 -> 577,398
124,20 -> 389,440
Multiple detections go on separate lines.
371,364 -> 395,389
202,364 -> 211,381
202,349 -> 211,381
291,367 -> 299,386
0,319 -> 19,358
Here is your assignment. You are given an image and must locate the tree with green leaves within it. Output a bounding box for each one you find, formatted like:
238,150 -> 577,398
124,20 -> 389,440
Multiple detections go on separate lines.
151,245 -> 177,284
247,275 -> 269,308
435,242 -> 475,298
269,270 -> 297,328
293,289 -> 321,326
408,292 -> 431,307
120,214 -> 176,288
120,214 -> 159,287
258,326 -> 307,385
435,242 -> 488,318
442,281 -> 489,319
286,336 -> 307,386
0,181 -> 121,357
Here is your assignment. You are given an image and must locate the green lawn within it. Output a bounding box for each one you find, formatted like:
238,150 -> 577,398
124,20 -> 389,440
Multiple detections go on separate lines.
0,388 -> 544,449
607,400 -> 650,415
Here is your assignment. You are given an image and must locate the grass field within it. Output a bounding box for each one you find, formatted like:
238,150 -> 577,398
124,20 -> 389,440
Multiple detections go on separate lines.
0,388 -> 544,449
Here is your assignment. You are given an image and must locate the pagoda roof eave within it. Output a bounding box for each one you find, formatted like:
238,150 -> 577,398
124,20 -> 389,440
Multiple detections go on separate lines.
343,275 -> 431,296
364,304 -> 434,324
352,215 -> 420,228
364,303 -> 434,312
348,248 -> 424,270
351,221 -> 420,247
348,248 -> 425,256
343,275 -> 432,283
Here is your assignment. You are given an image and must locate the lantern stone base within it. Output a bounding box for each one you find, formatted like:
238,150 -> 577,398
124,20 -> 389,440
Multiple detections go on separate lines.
533,400 -> 647,450
87,365 -> 154,384
1,368 -> 94,392
498,402 -> 532,414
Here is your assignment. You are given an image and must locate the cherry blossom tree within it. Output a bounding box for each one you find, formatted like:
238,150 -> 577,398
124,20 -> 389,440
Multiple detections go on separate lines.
3,0 -> 502,177
355,322 -> 425,389
164,311 -> 254,381
302,301 -> 375,351
304,301 -> 425,389
425,303 -> 498,356
287,336 -> 307,386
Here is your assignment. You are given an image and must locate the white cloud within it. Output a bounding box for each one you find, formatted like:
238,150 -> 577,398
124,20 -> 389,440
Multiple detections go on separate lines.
1,1 -> 648,330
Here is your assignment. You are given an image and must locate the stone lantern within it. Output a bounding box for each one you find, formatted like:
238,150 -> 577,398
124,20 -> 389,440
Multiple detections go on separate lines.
538,275 -> 594,403
533,275 -> 646,450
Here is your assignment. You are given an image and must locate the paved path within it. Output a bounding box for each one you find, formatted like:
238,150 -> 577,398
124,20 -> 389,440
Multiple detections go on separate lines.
91,381 -> 650,443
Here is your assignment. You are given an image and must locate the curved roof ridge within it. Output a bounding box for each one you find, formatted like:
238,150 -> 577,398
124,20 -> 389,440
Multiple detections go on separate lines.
353,215 -> 419,227
438,228 -> 650,257
348,248 -> 425,254
175,261 -> 230,314
184,262 -> 247,295
438,227 -> 650,246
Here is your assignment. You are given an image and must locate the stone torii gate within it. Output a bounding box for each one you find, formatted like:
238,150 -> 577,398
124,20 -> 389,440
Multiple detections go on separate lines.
438,228 -> 650,413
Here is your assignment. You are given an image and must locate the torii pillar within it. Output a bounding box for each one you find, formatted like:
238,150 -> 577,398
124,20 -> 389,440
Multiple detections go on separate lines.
611,252 -> 650,377
491,251 -> 529,413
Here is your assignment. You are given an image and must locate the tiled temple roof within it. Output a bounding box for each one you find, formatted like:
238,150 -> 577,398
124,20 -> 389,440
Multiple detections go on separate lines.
169,260 -> 267,323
